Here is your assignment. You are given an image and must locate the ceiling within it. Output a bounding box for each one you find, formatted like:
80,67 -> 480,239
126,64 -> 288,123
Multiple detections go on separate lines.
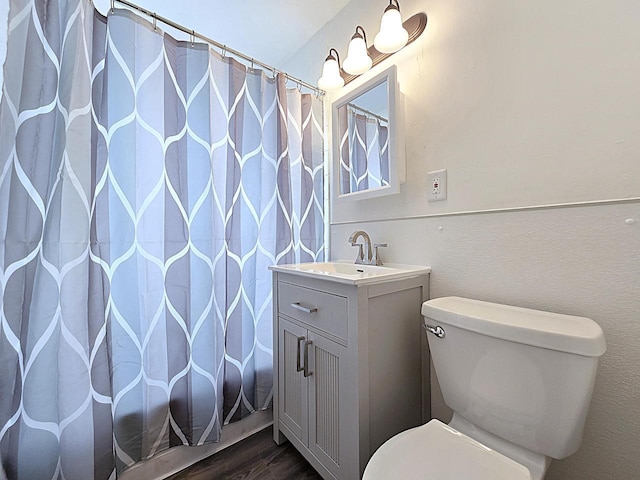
94,0 -> 351,67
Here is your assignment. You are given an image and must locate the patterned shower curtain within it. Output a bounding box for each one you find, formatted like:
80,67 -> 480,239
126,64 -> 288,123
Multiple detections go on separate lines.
0,1 -> 324,479
339,106 -> 389,193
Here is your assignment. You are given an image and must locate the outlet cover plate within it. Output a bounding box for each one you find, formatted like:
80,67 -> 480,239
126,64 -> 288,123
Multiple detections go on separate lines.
427,169 -> 447,201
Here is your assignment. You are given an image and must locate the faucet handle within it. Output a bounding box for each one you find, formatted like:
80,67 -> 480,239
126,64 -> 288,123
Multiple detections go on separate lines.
352,243 -> 365,264
373,243 -> 387,266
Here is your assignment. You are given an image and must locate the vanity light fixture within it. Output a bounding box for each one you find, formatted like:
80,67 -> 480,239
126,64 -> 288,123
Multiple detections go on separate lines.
316,3 -> 427,91
343,26 -> 373,75
317,48 -> 345,91
374,0 -> 409,53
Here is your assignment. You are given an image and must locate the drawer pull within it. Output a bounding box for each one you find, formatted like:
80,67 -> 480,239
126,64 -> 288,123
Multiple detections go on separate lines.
303,340 -> 313,377
296,336 -> 305,372
291,302 -> 318,314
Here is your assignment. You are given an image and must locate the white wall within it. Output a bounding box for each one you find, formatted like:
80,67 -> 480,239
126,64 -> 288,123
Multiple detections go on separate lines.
284,1 -> 640,479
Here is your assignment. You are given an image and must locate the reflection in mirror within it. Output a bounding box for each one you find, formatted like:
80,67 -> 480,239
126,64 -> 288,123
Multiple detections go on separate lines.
331,65 -> 403,203
338,79 -> 390,194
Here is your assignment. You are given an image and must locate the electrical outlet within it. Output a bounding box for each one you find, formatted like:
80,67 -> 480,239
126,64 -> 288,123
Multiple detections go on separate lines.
427,169 -> 447,201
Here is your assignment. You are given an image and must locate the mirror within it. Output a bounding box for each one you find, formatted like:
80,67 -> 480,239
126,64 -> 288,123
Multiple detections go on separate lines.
330,65 -> 404,202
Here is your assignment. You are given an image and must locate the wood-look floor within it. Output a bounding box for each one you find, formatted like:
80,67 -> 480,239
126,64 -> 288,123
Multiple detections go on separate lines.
166,427 -> 323,480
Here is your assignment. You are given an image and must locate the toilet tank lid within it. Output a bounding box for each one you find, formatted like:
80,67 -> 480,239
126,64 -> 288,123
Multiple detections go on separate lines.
422,297 -> 606,357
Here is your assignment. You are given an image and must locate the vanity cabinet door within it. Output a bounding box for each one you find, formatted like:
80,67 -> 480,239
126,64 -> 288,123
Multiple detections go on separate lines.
278,317 -> 308,445
307,331 -> 348,480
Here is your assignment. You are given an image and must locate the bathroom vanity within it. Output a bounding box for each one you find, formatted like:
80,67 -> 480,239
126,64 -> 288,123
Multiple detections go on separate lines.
269,262 -> 430,480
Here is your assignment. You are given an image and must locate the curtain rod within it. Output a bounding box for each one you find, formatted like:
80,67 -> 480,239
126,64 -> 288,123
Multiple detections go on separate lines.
346,103 -> 388,123
112,0 -> 324,96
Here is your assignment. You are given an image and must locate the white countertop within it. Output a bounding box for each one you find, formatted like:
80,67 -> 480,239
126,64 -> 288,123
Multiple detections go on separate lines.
269,261 -> 431,286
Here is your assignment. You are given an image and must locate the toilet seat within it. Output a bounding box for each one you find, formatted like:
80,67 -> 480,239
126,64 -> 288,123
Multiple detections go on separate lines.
363,420 -> 533,480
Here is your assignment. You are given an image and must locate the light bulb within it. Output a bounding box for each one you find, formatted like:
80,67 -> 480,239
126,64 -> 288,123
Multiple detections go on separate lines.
317,50 -> 344,91
343,27 -> 373,75
374,3 -> 409,54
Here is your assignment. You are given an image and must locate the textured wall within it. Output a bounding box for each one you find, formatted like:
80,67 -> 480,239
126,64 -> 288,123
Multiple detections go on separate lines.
283,0 -> 640,220
330,203 -> 640,479
283,0 -> 640,478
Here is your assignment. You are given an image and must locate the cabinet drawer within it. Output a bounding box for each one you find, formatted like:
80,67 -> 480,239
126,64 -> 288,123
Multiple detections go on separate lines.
278,282 -> 348,341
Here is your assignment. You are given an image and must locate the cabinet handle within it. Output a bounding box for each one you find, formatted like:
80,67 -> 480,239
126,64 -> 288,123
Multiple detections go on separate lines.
303,340 -> 313,377
296,336 -> 305,372
291,302 -> 318,314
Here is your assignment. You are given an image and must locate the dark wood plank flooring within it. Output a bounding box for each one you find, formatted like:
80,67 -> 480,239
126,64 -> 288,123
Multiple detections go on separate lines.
166,427 -> 323,480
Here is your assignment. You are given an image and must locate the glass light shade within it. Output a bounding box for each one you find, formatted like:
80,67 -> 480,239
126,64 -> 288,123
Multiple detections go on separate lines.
343,36 -> 373,75
374,8 -> 409,54
318,57 -> 344,91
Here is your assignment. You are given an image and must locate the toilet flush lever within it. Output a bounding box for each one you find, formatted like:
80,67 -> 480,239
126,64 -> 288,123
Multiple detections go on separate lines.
425,324 -> 446,339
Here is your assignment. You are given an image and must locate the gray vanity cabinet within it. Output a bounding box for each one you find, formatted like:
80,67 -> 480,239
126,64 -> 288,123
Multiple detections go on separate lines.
272,269 -> 430,480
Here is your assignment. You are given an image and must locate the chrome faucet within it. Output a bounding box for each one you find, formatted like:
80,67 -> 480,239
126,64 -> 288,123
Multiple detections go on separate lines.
348,230 -> 373,264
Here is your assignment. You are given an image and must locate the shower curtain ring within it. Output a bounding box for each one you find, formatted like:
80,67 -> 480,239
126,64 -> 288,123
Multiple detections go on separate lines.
297,81 -> 302,93
271,67 -> 277,80
250,59 -> 255,72
110,0 -> 114,13
190,30 -> 195,47
152,13 -> 157,31
221,46 -> 227,58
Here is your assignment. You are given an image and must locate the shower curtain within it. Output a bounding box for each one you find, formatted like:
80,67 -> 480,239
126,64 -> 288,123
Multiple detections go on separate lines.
0,1 -> 324,479
341,107 -> 389,193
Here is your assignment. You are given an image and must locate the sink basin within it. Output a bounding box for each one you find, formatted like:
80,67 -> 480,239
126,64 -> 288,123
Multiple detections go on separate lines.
269,261 -> 431,285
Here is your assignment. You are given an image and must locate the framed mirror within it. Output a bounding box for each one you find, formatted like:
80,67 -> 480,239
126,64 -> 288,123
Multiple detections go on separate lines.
330,65 -> 405,202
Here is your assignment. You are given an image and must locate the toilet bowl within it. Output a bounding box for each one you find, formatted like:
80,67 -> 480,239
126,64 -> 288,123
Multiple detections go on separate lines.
363,297 -> 606,480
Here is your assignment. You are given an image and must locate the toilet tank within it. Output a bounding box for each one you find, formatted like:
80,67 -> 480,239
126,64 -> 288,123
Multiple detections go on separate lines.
422,297 -> 606,460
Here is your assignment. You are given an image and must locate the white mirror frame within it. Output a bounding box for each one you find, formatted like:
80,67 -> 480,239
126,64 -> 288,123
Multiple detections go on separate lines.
329,64 -> 405,203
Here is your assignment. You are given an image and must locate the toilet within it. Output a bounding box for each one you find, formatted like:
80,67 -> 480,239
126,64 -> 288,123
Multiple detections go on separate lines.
363,296 -> 606,480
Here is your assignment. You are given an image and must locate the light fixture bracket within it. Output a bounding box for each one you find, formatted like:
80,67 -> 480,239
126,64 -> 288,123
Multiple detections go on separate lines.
385,0 -> 401,13
353,25 -> 367,42
326,48 -> 340,63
